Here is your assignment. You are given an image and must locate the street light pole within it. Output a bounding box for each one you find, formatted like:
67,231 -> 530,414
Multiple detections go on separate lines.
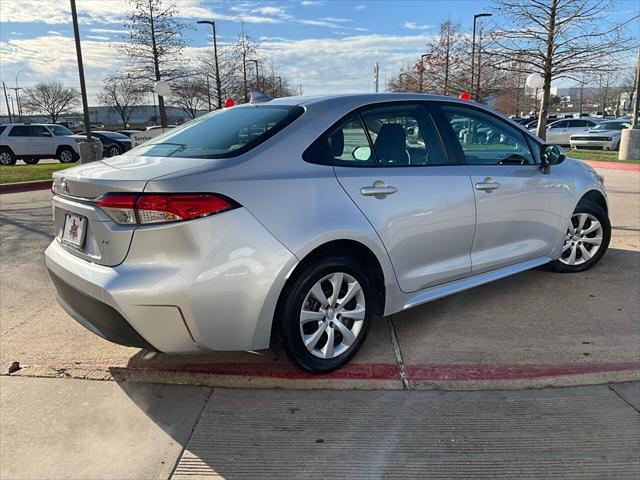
247,59 -> 260,90
274,76 -> 282,96
471,13 -> 492,98
399,73 -> 409,92
197,20 -> 222,109
419,54 -> 430,93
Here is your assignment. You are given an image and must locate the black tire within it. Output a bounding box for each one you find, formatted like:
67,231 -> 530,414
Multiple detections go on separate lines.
107,145 -> 121,157
0,148 -> 16,166
271,254 -> 376,373
57,146 -> 78,163
23,158 -> 40,165
546,199 -> 610,273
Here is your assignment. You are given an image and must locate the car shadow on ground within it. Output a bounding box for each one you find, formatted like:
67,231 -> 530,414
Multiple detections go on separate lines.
108,248 -> 640,471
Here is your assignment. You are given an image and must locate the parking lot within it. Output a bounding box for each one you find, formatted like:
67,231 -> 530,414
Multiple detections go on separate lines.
1,166 -> 638,391
1,164 -> 639,478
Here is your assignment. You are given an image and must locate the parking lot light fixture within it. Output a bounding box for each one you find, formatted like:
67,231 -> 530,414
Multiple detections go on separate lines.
197,20 -> 223,109
471,13 -> 492,98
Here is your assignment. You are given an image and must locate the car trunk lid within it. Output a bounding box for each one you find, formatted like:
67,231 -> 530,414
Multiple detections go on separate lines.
52,155 -> 216,266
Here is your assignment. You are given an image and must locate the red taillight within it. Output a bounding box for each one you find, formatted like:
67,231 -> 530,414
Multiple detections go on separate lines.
96,193 -> 237,225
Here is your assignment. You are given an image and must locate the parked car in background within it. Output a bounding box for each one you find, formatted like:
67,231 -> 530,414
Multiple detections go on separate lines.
46,93 -> 610,372
116,129 -> 142,138
130,125 -> 177,147
531,118 -> 601,146
570,120 -> 631,151
0,123 -> 79,165
75,131 -> 132,157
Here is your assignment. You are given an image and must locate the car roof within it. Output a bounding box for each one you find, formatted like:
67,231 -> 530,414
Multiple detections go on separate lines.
267,92 -> 482,109
2,123 -> 57,126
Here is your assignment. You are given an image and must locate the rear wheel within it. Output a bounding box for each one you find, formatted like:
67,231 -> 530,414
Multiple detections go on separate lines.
547,200 -> 610,273
23,158 -> 40,165
0,148 -> 16,166
58,147 -> 77,163
272,254 -> 375,373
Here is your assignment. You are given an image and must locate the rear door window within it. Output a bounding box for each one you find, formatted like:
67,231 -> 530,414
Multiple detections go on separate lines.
133,105 -> 303,158
8,126 -> 29,137
30,126 -> 51,137
360,105 -> 446,166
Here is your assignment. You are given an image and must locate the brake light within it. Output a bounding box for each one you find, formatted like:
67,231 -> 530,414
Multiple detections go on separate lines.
96,193 -> 238,225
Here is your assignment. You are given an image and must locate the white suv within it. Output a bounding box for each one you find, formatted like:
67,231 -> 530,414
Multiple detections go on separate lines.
0,123 -> 80,165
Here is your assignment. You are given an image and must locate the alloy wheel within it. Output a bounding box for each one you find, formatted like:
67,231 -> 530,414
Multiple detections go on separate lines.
109,146 -> 120,157
60,150 -> 74,163
559,212 -> 603,266
0,152 -> 13,165
299,272 -> 366,359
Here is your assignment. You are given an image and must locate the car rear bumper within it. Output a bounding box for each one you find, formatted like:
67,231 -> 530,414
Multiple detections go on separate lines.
48,270 -> 156,350
45,208 -> 298,353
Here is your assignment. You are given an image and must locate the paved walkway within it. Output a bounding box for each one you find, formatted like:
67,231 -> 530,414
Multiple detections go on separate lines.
1,376 -> 638,479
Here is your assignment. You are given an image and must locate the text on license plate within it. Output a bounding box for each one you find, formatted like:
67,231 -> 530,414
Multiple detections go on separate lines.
62,213 -> 87,249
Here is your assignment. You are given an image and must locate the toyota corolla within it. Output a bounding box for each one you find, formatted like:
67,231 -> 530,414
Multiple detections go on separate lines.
45,93 -> 610,372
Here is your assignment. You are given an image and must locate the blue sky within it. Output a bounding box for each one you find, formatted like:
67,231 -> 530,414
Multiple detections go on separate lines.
0,0 -> 638,112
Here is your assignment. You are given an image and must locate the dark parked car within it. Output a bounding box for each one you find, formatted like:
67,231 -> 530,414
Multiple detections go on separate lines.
76,131 -> 132,157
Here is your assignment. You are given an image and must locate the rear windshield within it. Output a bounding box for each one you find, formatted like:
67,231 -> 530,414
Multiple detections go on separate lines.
132,105 -> 303,158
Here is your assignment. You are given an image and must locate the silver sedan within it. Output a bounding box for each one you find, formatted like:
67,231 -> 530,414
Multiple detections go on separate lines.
46,93 -> 610,372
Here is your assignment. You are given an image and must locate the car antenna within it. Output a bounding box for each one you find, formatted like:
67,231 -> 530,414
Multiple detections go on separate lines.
249,91 -> 273,104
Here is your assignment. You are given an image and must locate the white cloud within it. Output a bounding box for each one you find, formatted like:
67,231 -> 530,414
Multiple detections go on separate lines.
47,30 -> 62,35
403,22 -> 433,30
354,5 -> 366,10
301,1 -> 324,5
88,28 -> 126,34
259,34 -> 435,94
86,35 -> 110,41
320,17 -> 352,23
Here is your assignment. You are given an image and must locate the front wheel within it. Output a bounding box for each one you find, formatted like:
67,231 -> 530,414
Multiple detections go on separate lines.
272,254 -> 375,373
107,145 -> 121,157
547,200 -> 610,273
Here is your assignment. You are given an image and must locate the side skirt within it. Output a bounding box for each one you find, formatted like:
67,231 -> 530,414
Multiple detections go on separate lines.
401,257 -> 552,311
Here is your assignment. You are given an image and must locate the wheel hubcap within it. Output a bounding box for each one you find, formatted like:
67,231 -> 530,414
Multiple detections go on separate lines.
110,147 -> 119,156
0,152 -> 11,164
560,212 -> 603,266
299,272 -> 366,359
61,151 -> 72,162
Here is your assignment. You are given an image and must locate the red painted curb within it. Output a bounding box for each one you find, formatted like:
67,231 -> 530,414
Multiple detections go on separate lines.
121,361 -> 640,382
0,179 -> 53,194
581,160 -> 640,172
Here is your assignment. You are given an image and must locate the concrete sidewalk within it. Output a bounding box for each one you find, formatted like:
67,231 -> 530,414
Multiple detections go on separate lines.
1,376 -> 638,479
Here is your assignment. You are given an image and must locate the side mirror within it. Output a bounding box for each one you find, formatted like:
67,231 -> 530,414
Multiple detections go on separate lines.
352,146 -> 371,161
541,144 -> 565,173
42,131 -> 52,137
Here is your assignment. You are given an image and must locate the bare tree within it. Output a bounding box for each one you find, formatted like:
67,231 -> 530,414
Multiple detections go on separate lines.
97,77 -> 144,128
21,81 -> 80,123
171,78 -> 208,118
117,0 -> 190,127
489,0 -> 637,139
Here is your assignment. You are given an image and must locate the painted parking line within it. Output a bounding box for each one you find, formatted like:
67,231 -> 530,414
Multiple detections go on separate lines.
125,360 -> 640,381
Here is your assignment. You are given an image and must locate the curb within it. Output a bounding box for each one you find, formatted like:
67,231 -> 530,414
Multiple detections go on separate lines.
581,160 -> 640,172
0,179 -> 53,194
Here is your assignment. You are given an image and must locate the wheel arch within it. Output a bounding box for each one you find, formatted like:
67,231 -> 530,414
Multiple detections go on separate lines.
283,239 -> 388,316
0,145 -> 15,155
578,189 -> 608,213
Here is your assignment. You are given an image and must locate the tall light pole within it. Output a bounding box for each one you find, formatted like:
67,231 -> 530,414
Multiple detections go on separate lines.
274,76 -> 282,96
471,12 -> 492,98
70,0 -> 99,163
247,59 -> 259,90
419,53 -> 431,93
2,82 -> 13,122
399,73 -> 409,92
197,20 -> 222,109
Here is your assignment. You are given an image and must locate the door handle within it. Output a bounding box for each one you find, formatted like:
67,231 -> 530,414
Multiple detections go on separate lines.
475,178 -> 501,191
361,181 -> 397,197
